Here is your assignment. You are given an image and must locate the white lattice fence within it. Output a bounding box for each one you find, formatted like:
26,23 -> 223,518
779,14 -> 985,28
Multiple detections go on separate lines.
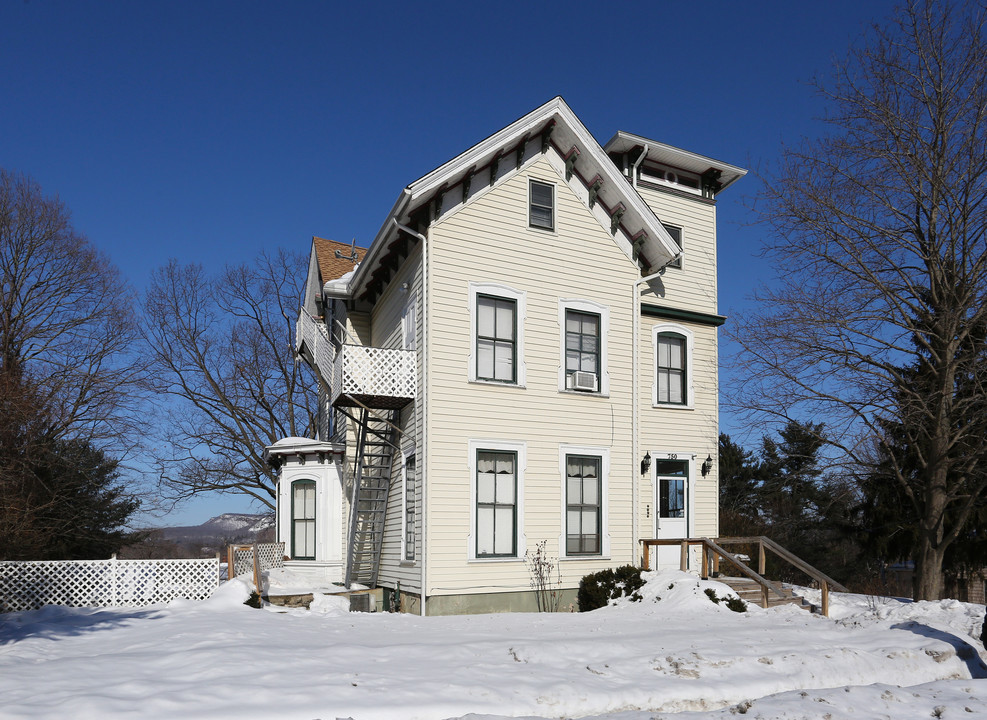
334,344 -> 416,402
0,557 -> 220,613
229,543 -> 285,578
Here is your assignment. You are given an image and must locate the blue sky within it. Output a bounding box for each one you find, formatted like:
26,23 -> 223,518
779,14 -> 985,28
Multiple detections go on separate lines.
0,1 -> 900,525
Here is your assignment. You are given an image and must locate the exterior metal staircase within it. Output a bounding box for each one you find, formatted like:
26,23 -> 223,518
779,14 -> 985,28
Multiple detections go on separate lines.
344,408 -> 400,589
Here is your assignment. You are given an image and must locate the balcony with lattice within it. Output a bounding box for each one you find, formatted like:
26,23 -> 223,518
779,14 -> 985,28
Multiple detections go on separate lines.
332,344 -> 416,409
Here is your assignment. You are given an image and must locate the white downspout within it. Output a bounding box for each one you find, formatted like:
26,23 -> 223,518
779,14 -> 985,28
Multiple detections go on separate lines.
632,261 -> 677,565
394,217 -> 428,617
631,144 -> 649,188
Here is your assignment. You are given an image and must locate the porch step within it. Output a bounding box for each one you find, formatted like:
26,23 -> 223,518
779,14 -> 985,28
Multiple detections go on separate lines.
716,577 -> 818,613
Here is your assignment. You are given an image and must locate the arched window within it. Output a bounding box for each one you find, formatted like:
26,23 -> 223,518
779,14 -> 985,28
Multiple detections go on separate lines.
291,480 -> 316,560
652,324 -> 694,407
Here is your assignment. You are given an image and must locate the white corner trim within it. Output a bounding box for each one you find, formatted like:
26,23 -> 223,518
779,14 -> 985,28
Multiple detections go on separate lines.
467,439 -> 527,561
557,444 -> 611,560
558,298 -> 610,396
467,281 -> 527,387
651,322 -> 695,409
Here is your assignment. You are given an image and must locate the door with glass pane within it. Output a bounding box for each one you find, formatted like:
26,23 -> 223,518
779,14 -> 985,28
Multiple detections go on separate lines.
654,458 -> 688,570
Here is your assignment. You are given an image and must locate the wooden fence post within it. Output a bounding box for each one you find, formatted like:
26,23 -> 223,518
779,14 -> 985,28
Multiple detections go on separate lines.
679,541 -> 688,571
821,581 -> 829,617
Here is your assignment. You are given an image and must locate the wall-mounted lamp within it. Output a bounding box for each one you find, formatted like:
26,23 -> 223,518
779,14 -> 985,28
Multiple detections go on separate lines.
701,454 -> 713,477
641,451 -> 651,475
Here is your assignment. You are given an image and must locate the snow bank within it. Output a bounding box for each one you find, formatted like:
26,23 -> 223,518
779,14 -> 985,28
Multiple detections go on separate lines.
0,569 -> 984,720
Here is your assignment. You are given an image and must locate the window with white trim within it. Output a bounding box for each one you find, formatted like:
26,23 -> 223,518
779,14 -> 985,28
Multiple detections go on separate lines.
468,439 -> 526,560
476,295 -> 516,382
565,455 -> 601,555
529,179 -> 554,230
559,298 -> 609,395
402,453 -> 416,562
291,479 -> 316,560
469,283 -> 526,386
652,324 -> 694,407
559,444 -> 609,559
476,450 -> 517,557
663,224 -> 683,269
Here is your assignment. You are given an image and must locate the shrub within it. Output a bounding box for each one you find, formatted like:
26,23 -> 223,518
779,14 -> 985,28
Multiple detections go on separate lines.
577,565 -> 645,611
703,587 -> 746,613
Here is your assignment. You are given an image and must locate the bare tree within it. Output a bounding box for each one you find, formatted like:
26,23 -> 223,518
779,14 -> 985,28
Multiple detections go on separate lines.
144,250 -> 316,509
729,0 -> 987,599
0,169 -> 146,558
0,169 -> 144,447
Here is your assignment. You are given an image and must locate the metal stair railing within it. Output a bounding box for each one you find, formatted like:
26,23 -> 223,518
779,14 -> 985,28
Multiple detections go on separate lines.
343,408 -> 399,589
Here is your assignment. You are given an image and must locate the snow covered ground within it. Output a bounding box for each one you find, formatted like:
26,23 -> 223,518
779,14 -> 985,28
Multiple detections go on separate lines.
1,570 -> 985,720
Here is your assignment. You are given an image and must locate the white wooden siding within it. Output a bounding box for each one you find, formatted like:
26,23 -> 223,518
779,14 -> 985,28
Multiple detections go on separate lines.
635,185 -> 718,315
425,155 -> 641,596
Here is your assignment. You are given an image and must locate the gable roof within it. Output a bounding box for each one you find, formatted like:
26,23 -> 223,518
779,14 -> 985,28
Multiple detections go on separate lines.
339,97 -> 742,303
312,237 -> 367,282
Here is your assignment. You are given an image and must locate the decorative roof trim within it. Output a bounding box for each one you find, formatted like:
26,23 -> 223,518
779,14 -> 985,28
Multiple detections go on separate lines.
641,303 -> 727,327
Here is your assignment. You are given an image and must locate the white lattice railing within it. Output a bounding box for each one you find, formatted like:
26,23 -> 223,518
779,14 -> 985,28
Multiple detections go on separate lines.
296,310 -> 335,382
333,344 -> 416,404
0,557 -> 220,613
229,542 -> 284,579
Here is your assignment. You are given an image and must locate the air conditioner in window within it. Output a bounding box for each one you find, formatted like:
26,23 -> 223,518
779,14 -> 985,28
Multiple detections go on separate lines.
568,371 -> 598,392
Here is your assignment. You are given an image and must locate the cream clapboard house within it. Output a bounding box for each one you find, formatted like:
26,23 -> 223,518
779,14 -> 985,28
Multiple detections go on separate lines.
265,97 -> 745,614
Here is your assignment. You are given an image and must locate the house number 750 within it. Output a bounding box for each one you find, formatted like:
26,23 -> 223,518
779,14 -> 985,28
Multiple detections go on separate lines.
666,453 -> 678,460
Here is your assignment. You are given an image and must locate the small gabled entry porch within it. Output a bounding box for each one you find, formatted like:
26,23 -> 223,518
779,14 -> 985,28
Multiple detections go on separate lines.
640,535 -> 849,616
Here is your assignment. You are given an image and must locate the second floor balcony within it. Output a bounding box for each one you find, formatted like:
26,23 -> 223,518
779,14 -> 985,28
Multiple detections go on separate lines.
332,344 -> 416,410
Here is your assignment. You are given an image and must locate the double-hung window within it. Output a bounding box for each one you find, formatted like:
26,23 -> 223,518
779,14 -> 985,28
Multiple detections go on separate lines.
475,450 -> 517,557
566,455 -> 601,555
476,295 -> 516,382
529,180 -> 554,230
652,324 -> 693,407
470,283 -> 526,386
559,299 -> 609,395
291,480 -> 316,560
565,310 -> 600,389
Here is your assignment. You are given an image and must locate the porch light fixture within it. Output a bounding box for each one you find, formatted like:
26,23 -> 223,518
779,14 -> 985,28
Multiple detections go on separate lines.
701,454 -> 713,477
641,451 -> 651,475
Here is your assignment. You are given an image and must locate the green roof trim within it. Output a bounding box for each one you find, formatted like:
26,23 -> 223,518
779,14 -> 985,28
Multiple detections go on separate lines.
641,304 -> 727,327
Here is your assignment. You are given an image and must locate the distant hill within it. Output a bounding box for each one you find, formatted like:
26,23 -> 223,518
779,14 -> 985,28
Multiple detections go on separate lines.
156,512 -> 276,546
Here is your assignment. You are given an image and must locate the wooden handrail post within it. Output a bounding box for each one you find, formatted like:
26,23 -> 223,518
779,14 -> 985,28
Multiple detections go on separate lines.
761,584 -> 769,609
821,581 -> 829,617
713,553 -> 720,576
701,543 -> 709,579
758,540 -> 766,575
680,540 -> 688,571
642,541 -> 650,571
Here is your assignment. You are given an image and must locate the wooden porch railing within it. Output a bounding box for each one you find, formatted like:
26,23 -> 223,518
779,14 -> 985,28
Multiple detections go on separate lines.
639,536 -> 849,617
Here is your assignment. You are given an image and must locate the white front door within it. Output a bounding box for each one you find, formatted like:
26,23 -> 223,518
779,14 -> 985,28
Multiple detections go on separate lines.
654,457 -> 689,570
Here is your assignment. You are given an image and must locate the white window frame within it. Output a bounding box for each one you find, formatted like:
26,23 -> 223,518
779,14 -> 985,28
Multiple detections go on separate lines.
468,282 -> 526,387
558,444 -> 610,560
467,439 -> 526,562
528,178 -> 556,231
558,298 -> 610,396
662,224 -> 683,270
652,323 -> 694,408
400,448 -> 417,564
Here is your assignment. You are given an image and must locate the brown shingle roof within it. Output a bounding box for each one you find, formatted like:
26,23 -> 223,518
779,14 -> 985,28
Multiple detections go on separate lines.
312,237 -> 367,282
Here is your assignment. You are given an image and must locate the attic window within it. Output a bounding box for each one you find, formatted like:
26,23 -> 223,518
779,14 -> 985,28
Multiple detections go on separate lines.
639,163 -> 701,195
529,180 -> 554,231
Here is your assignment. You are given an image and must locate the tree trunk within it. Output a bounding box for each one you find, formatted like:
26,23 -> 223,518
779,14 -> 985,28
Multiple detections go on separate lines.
912,535 -> 946,601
